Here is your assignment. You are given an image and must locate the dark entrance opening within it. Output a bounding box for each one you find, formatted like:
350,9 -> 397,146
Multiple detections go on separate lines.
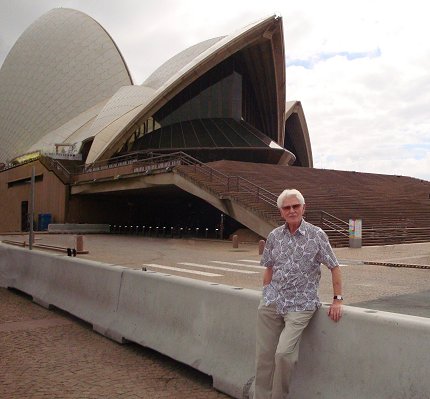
69,187 -> 245,239
21,201 -> 29,232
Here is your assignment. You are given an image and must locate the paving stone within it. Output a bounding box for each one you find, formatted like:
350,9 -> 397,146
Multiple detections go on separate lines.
0,288 -> 230,399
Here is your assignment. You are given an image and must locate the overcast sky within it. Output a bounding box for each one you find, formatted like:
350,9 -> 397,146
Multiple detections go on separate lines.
0,0 -> 429,180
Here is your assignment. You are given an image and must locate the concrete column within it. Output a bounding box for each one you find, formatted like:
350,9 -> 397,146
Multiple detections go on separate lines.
76,235 -> 84,252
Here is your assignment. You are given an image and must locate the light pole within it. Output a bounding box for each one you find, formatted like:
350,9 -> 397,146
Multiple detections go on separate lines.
28,166 -> 35,250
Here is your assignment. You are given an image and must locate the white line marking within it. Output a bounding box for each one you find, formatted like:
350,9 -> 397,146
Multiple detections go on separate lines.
143,264 -> 222,277
211,260 -> 265,270
238,259 -> 260,263
179,262 -> 259,274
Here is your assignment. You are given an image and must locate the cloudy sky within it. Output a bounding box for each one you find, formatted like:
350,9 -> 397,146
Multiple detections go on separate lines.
0,0 -> 429,180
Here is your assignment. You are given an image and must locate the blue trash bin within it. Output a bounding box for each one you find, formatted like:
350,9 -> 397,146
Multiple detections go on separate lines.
37,213 -> 52,231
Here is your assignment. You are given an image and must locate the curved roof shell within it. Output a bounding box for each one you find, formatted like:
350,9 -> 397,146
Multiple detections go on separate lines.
86,15 -> 286,164
0,8 -> 132,164
285,101 -> 313,167
27,100 -> 108,154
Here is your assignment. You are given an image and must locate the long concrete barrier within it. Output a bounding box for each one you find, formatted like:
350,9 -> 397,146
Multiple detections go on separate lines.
290,306 -> 430,398
1,242 -> 430,399
48,223 -> 110,233
110,270 -> 259,398
0,243 -> 124,341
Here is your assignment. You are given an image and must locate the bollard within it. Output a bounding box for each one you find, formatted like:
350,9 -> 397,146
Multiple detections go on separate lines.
232,235 -> 239,248
205,227 -> 208,238
76,235 -> 84,252
170,227 -> 174,238
258,239 -> 266,255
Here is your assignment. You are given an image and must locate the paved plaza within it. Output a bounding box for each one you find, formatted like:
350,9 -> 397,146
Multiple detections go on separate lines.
1,233 -> 429,398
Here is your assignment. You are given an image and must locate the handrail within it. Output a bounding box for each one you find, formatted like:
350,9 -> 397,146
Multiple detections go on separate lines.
320,219 -> 349,237
173,153 -> 278,208
70,150 -> 166,175
38,155 -> 72,184
305,210 -> 349,238
320,211 -> 349,226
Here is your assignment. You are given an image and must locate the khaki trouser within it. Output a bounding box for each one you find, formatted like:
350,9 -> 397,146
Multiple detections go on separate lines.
253,299 -> 315,399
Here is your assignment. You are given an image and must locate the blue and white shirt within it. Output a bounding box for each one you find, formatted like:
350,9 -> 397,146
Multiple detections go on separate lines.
261,219 -> 339,314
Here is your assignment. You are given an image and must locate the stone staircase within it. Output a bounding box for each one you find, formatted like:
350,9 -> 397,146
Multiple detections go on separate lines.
176,159 -> 430,247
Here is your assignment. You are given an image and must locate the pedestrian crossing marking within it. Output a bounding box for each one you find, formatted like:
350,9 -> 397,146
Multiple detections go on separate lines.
238,259 -> 260,264
211,260 -> 265,270
143,264 -> 222,277
179,262 -> 259,274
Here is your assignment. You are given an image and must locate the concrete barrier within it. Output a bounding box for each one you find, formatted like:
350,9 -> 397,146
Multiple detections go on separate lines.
1,242 -> 430,399
289,306 -> 430,398
48,223 -> 110,233
110,270 -> 259,398
0,243 -> 124,341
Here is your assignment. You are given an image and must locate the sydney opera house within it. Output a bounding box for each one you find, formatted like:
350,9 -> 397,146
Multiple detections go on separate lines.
1,8 -> 429,245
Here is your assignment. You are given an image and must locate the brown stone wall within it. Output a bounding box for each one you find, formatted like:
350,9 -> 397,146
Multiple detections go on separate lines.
0,161 -> 68,232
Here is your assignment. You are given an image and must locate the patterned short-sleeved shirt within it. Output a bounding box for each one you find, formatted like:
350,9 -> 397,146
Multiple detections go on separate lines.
261,219 -> 339,314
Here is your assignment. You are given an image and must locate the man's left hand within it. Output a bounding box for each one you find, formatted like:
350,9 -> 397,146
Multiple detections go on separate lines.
328,301 -> 343,322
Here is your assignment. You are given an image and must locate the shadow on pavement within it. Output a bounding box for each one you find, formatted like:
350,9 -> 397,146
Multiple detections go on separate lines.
350,289 -> 430,318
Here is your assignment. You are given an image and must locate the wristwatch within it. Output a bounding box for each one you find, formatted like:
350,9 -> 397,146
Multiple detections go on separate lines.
333,295 -> 343,300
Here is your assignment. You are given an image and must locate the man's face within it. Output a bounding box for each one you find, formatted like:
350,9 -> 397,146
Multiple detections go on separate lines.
280,196 -> 305,225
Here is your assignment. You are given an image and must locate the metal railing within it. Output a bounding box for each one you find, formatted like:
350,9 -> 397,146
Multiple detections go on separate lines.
174,152 -> 278,209
318,211 -> 349,237
39,155 -> 71,184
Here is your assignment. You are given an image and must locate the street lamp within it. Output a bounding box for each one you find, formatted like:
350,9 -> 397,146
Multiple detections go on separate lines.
28,166 -> 35,250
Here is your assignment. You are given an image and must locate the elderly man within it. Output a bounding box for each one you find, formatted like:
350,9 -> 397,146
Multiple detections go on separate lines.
253,188 -> 343,399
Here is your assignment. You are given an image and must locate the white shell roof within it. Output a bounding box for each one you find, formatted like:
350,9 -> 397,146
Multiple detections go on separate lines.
28,100 -> 108,154
0,8 -> 132,163
86,15 -> 281,163
143,37 -> 224,90
84,85 -> 156,157
285,101 -> 313,167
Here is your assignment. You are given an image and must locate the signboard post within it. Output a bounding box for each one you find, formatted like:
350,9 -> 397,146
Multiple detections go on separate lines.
349,218 -> 362,248
29,166 -> 35,250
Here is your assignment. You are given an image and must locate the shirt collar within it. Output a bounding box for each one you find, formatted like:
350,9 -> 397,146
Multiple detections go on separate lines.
283,218 -> 306,236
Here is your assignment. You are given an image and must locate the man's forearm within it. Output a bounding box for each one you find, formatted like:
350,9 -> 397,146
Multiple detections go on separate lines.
328,266 -> 343,322
331,266 -> 342,296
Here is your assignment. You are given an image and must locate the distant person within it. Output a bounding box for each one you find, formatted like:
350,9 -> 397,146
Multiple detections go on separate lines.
253,188 -> 343,399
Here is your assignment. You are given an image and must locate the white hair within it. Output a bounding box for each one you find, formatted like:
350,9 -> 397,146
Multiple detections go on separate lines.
277,189 -> 305,209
